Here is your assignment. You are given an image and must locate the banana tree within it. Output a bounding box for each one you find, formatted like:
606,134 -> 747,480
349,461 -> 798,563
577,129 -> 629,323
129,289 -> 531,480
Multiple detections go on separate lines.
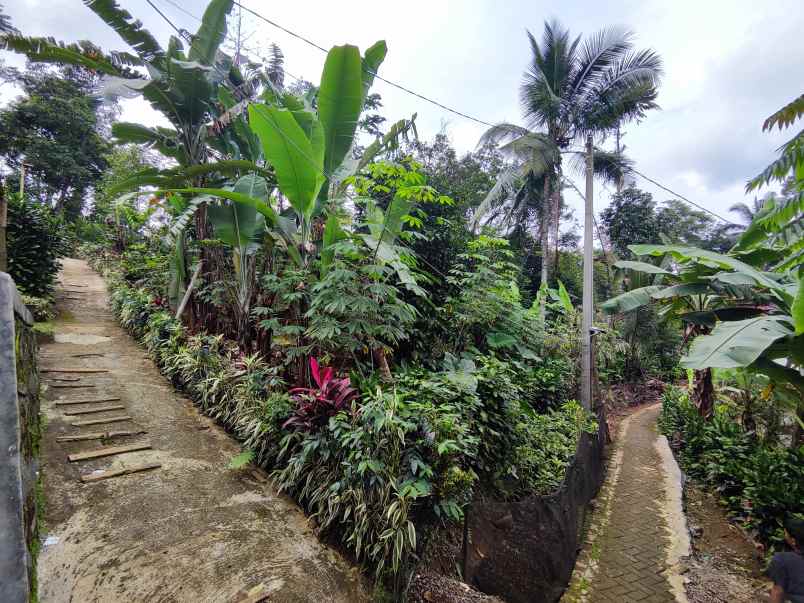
602,244 -> 801,417
206,175 -> 270,344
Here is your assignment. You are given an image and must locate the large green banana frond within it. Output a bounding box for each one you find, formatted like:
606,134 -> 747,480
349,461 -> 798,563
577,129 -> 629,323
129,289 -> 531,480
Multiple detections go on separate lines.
83,0 -> 164,63
0,35 -> 125,75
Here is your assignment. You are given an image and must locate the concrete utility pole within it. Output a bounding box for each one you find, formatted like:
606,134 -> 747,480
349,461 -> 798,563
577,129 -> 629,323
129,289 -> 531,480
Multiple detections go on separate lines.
0,177 -> 7,273
581,134 -> 594,411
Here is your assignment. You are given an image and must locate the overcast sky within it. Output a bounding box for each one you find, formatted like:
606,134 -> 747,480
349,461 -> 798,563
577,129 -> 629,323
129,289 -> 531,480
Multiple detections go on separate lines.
2,0 -> 802,224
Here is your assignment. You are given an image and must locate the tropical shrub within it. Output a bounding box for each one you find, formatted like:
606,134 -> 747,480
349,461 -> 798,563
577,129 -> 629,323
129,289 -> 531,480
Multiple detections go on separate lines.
509,401 -> 598,497
6,194 -> 70,297
659,385 -> 804,548
284,358 -> 358,430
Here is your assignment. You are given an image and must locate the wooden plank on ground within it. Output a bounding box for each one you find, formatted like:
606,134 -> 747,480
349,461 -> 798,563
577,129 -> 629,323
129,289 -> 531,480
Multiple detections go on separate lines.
80,463 -> 161,483
57,430 -> 146,442
63,405 -> 125,416
51,384 -> 96,389
237,584 -> 269,603
42,369 -> 109,374
70,416 -> 132,427
48,376 -> 81,382
71,353 -> 104,358
55,397 -> 121,406
68,442 -> 151,462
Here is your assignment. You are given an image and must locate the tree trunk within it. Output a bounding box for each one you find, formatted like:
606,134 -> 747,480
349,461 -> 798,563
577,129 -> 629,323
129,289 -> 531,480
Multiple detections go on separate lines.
373,347 -> 393,383
692,368 -> 714,419
553,169 -> 561,278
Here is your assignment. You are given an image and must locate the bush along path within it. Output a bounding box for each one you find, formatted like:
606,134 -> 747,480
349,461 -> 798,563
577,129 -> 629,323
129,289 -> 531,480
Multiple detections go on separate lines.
36,259 -> 367,602
562,403 -> 690,603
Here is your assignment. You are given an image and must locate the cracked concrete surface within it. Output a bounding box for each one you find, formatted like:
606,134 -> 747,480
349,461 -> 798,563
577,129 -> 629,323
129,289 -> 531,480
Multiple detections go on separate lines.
37,259 -> 368,603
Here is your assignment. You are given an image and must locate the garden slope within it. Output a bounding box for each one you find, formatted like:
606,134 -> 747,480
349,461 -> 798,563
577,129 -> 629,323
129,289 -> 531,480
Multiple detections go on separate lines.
37,258 -> 368,602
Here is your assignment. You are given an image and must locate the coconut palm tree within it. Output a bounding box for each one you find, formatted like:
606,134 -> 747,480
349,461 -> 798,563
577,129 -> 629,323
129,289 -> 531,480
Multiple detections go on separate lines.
476,20 -> 662,288
728,196 -> 767,225
0,4 -> 17,35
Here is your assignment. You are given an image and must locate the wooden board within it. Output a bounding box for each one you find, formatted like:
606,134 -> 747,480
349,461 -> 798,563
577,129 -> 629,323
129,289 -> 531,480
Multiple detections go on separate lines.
80,463 -> 161,483
54,397 -> 121,406
57,430 -> 145,442
70,416 -> 132,427
48,376 -> 81,382
63,405 -> 125,416
68,442 -> 151,462
71,353 -> 104,358
42,369 -> 109,374
51,384 -> 95,389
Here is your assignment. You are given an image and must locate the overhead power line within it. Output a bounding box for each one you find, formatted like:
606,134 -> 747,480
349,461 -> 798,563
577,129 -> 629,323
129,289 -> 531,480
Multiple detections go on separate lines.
149,0 -> 731,228
231,1 -> 494,127
629,168 -> 731,223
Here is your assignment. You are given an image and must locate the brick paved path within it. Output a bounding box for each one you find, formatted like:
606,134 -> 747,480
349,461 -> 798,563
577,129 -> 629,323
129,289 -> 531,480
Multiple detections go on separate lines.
563,404 -> 689,603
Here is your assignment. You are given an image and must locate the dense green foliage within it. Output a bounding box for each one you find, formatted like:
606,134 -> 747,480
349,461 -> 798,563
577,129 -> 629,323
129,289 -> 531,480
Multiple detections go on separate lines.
659,385 -> 803,548
0,65 -> 110,218
98,266 -> 597,584
6,192 -> 70,296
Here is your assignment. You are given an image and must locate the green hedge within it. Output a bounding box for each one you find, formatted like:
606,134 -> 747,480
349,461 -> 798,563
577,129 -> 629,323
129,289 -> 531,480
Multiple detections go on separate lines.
659,385 -> 804,549
103,271 -> 595,582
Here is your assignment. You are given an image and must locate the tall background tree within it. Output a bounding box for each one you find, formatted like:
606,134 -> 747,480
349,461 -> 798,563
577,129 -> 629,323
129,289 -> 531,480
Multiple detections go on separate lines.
0,64 -> 110,218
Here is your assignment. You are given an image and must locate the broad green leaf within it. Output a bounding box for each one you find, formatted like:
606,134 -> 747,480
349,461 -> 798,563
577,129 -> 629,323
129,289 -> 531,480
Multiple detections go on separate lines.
188,0 -> 233,65
382,194 -> 415,244
601,286 -> 663,314
793,273 -> 804,335
85,0 -> 164,62
318,44 -> 363,176
154,187 -> 278,225
0,34 -> 124,75
708,271 -> 760,286
679,307 -> 764,328
248,104 -> 324,220
361,40 -> 387,99
321,213 -> 347,277
486,331 -> 517,349
681,316 -> 794,369
629,244 -> 785,294
614,260 -> 670,274
651,282 -> 712,299
557,280 -> 573,313
207,176 -> 268,253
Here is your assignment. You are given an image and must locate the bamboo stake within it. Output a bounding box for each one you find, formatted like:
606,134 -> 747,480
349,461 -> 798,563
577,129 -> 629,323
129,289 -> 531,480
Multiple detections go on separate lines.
68,442 -> 151,462
80,463 -> 161,483
42,369 -> 109,374
176,262 -> 202,319
51,384 -> 96,389
57,430 -> 145,442
63,405 -> 125,416
54,397 -> 120,406
70,416 -> 132,427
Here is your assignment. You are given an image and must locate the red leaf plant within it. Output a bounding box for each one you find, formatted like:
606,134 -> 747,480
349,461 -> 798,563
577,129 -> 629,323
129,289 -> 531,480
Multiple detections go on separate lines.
283,358 -> 358,430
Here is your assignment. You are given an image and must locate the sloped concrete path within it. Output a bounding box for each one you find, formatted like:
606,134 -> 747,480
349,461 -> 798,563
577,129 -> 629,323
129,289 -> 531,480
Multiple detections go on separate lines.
563,404 -> 690,603
37,259 -> 368,602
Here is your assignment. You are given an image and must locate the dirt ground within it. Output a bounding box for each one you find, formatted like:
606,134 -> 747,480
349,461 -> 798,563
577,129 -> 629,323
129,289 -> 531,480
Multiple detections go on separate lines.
683,482 -> 770,602
37,259 -> 368,602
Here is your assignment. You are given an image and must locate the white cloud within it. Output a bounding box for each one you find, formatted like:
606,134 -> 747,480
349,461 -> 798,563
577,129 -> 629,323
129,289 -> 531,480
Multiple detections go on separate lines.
1,0 -> 801,225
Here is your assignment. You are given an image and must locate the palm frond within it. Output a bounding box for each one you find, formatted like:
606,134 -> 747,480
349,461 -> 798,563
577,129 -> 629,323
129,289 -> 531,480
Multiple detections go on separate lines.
0,34 -> 124,75
83,0 -> 164,63
747,129 -> 804,191
472,163 -> 525,227
478,122 -> 532,149
568,26 -> 632,101
762,94 -> 804,132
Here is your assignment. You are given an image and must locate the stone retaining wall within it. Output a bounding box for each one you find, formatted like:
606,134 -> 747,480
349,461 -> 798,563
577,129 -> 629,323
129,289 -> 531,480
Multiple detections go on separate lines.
0,272 -> 41,603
